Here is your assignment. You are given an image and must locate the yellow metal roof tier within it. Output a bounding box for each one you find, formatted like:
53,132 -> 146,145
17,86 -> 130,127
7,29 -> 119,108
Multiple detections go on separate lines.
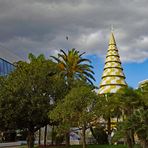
107,50 -> 119,56
98,85 -> 126,94
102,68 -> 125,77
105,56 -> 121,63
104,62 -> 123,69
100,76 -> 126,86
108,45 -> 117,50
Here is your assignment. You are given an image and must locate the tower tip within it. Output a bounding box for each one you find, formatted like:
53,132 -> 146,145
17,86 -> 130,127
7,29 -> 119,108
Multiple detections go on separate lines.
109,32 -> 116,45
111,24 -> 114,32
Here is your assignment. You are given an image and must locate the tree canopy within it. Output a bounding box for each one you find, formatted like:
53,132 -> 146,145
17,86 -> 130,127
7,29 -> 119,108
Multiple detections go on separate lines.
49,81 -> 98,148
0,54 -> 67,148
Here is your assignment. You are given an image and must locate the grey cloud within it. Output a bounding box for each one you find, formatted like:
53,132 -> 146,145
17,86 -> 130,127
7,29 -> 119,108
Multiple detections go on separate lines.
0,0 -> 148,62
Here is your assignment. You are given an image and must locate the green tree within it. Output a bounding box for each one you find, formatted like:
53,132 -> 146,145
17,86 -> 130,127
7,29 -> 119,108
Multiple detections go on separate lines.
90,125 -> 108,145
128,108 -> 148,148
93,93 -> 121,144
113,87 -> 141,148
0,54 -> 66,148
114,85 -> 148,148
132,83 -> 148,148
50,82 -> 98,148
0,76 -> 7,132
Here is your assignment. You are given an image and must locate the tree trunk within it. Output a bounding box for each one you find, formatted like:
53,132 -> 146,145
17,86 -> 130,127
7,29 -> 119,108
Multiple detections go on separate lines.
107,117 -> 111,144
90,126 -> 97,143
44,125 -> 47,146
51,125 -> 54,145
27,129 -> 35,148
38,128 -> 41,145
125,130 -> 133,148
82,124 -> 86,148
143,140 -> 148,148
131,129 -> 135,145
140,139 -> 148,148
65,132 -> 70,147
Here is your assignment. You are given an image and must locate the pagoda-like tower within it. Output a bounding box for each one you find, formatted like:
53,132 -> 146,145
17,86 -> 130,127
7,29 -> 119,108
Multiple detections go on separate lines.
98,32 -> 127,94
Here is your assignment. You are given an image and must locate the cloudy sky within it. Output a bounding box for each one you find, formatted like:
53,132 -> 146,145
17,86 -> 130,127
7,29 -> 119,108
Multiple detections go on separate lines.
0,0 -> 148,87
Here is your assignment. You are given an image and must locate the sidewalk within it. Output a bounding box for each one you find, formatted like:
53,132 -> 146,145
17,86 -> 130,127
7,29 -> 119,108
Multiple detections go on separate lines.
0,142 -> 23,148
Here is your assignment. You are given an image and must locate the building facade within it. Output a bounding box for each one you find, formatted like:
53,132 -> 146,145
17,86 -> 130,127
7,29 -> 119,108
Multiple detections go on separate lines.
0,45 -> 21,76
0,58 -> 14,76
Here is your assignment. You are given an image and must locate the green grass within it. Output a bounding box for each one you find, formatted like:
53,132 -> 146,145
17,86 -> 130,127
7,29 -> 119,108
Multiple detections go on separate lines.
18,144 -> 140,148
34,144 -> 127,148
57,145 -> 125,148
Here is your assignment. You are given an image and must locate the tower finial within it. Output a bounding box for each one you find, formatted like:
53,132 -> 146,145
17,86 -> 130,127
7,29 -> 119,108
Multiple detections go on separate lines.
111,24 -> 114,32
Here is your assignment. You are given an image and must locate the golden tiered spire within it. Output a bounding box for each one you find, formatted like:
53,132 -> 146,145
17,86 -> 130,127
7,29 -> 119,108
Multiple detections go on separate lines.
98,32 -> 127,94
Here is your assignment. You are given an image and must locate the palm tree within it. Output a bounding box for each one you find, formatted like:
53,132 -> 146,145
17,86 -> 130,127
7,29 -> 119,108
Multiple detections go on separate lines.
51,48 -> 95,86
28,53 -> 46,62
51,48 -> 95,147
